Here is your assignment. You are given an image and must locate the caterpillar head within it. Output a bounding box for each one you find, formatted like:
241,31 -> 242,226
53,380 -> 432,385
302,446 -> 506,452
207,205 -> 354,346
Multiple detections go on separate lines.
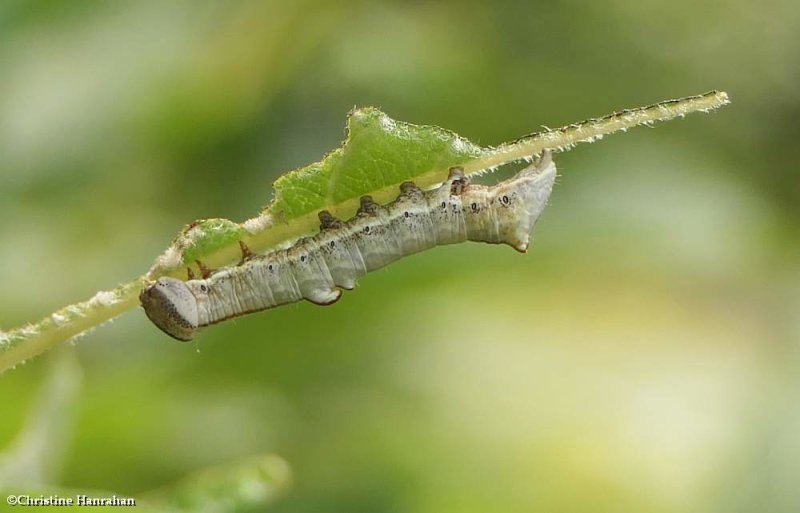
140,277 -> 199,341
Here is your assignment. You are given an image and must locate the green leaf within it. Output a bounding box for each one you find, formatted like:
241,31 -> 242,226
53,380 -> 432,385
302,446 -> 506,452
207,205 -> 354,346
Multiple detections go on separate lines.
0,455 -> 290,512
142,454 -> 291,512
270,107 -> 483,219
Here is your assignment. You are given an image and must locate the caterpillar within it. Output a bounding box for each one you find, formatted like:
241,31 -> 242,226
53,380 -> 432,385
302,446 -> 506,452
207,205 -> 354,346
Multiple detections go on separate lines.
140,150 -> 557,341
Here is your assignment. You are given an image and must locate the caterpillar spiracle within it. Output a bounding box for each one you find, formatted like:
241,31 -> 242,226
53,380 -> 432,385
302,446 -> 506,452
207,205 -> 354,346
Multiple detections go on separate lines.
140,150 -> 557,341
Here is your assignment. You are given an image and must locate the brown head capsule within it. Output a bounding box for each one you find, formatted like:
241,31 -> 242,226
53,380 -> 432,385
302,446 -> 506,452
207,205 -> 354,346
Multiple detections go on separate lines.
140,277 -> 200,341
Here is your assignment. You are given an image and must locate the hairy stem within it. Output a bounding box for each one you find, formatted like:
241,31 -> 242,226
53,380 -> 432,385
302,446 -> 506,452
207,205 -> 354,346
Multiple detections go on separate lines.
0,280 -> 144,372
0,91 -> 730,372
475,90 -> 729,170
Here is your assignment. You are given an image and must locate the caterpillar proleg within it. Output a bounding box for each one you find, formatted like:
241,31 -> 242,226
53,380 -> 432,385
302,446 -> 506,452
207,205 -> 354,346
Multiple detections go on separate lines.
140,150 -> 557,341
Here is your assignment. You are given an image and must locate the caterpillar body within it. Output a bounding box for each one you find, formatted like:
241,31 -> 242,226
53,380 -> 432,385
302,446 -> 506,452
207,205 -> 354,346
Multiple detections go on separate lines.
140,150 -> 557,341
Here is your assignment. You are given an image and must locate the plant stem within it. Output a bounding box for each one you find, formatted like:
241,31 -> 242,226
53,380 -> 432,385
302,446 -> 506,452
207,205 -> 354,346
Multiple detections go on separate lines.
0,279 -> 144,372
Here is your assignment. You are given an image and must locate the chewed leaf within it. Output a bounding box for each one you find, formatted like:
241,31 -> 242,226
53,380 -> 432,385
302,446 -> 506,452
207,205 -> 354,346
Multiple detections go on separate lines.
177,219 -> 246,265
269,107 -> 483,219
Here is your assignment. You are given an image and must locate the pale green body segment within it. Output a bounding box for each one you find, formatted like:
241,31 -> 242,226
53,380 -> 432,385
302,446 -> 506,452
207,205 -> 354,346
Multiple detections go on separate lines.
140,151 -> 557,341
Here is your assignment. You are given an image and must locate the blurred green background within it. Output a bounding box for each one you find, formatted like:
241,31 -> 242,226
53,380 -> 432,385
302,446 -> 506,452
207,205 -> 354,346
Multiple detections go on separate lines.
1,0 -> 798,511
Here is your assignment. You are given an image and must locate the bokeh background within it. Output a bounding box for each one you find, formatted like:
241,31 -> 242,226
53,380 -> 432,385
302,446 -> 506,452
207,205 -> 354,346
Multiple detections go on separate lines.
1,1 -> 798,511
